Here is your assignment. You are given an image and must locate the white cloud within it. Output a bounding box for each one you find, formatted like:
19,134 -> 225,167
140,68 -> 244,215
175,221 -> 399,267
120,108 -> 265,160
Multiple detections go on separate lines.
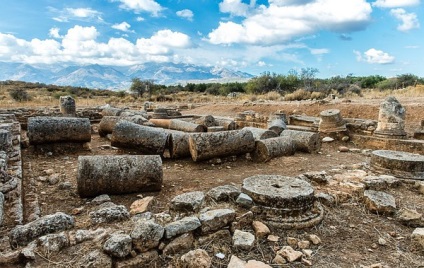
372,0 -> 420,8
310,48 -> 329,55
219,0 -> 254,17
49,27 -> 62,38
113,0 -> 163,16
136,16 -> 145,22
136,30 -> 191,54
209,0 -> 372,45
390,8 -> 420,31
51,7 -> 103,23
257,61 -> 266,66
176,9 -> 194,21
112,22 -> 134,32
354,48 -> 395,64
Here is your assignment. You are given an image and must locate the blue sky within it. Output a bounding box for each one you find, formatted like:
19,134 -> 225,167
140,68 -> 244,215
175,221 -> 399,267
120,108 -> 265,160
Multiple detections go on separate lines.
0,0 -> 423,78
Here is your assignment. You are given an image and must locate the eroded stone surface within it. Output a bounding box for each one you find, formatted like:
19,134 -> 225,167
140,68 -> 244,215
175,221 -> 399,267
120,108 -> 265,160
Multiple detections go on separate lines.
363,190 -> 396,215
206,185 -> 240,202
199,208 -> 235,233
233,230 -> 255,250
164,216 -> 201,239
180,249 -> 211,268
90,204 -> 130,224
131,220 -> 164,252
170,191 -> 205,212
103,233 -> 132,258
374,96 -> 406,138
370,150 -> 424,180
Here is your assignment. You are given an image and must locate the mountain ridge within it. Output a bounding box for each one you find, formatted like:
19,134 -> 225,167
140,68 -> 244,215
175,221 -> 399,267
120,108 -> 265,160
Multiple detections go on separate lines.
0,62 -> 254,90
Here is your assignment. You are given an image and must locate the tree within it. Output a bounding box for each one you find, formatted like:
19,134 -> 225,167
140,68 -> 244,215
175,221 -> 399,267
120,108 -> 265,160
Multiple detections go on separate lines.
300,67 -> 319,90
130,78 -> 154,99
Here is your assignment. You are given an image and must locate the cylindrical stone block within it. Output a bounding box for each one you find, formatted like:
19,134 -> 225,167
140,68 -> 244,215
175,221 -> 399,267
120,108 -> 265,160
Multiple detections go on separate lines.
98,116 -> 150,137
28,117 -> 91,145
59,96 -> 76,116
77,155 -> 163,197
189,129 -> 255,162
267,118 -> 286,135
169,119 -> 206,132
280,129 -> 321,153
243,127 -> 278,140
374,96 -> 407,138
213,117 -> 237,130
318,109 -> 346,133
102,107 -> 124,116
370,150 -> 424,180
252,136 -> 295,162
111,121 -> 169,154
165,130 -> 190,158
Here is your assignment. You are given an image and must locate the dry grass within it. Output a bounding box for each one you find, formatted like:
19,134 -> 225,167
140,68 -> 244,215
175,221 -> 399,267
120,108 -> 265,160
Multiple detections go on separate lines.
360,85 -> 424,99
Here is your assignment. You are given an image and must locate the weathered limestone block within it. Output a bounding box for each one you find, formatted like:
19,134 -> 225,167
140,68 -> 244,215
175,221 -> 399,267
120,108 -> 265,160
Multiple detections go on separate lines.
166,130 -> 191,158
164,216 -> 201,239
252,136 -> 295,162
77,155 -> 163,197
170,191 -> 205,212
28,117 -> 91,144
189,129 -> 255,162
206,185 -> 240,202
9,212 -> 74,248
59,95 -> 76,116
98,116 -> 150,137
199,208 -> 236,233
280,129 -> 321,153
89,204 -> 130,224
131,220 -> 164,252
363,190 -> 396,215
111,121 -> 169,154
103,233 -> 132,258
169,119 -> 206,132
243,127 -> 278,140
233,230 -> 255,250
374,96 -> 407,138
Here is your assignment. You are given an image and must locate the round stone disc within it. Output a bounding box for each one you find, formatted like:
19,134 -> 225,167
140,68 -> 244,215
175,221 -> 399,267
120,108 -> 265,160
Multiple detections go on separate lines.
370,150 -> 424,180
241,175 -> 314,210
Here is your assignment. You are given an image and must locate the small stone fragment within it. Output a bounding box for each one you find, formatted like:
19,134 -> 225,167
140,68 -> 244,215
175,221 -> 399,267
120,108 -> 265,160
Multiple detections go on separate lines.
267,235 -> 279,242
103,233 -> 132,258
298,240 -> 310,249
206,185 -> 240,202
277,246 -> 302,262
90,204 -> 130,224
397,208 -> 423,227
411,228 -> 424,249
38,232 -> 69,253
322,137 -> 334,143
180,249 -> 211,268
170,191 -> 205,212
236,193 -> 253,208
252,221 -> 270,238
131,220 -> 164,252
286,237 -> 298,248
199,208 -> 235,233
233,230 -> 255,250
228,255 -> 246,268
273,255 -> 286,264
245,260 -> 272,267
308,234 -> 321,245
315,192 -> 336,206
338,146 -> 349,152
130,196 -> 155,215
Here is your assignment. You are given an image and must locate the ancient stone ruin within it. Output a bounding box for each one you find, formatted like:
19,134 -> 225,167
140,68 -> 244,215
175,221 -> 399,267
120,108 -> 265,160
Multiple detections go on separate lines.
0,95 -> 424,267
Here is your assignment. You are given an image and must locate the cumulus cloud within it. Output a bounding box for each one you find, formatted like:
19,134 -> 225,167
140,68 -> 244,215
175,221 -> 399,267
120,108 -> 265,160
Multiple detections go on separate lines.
49,27 -> 62,38
0,26 -> 192,65
136,16 -> 145,22
219,0 -> 255,17
354,48 -> 395,64
390,8 -> 420,31
51,7 -> 103,23
112,0 -> 163,16
112,22 -> 134,32
310,48 -> 329,55
209,0 -> 372,45
176,9 -> 194,21
372,0 -> 420,8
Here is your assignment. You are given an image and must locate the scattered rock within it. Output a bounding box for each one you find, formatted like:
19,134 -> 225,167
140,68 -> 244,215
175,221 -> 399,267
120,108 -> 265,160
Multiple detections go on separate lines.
199,208 -> 235,233
164,216 -> 201,239
363,190 -> 396,215
78,249 -> 112,268
338,146 -> 349,152
308,234 -> 322,245
90,204 -> 130,224
58,181 -> 72,190
21,241 -> 37,260
236,193 -> 253,208
342,136 -> 350,142
411,228 -> 424,249
228,255 -> 247,267
92,194 -> 111,205
397,208 -> 423,227
322,137 -> 334,143
233,230 -> 255,250
153,212 -> 172,225
277,246 -> 303,262
302,249 -> 313,257
252,221 -> 270,238
9,212 -> 74,248
206,185 -> 240,202
267,235 -> 279,242
286,237 -> 298,248
103,233 -> 132,258
114,250 -> 159,268
272,254 -> 287,265
48,174 -> 60,185
163,232 -> 194,255
180,249 -> 211,268
130,196 -> 155,215
38,232 -> 70,253
131,220 -> 164,252
245,260 -> 272,267
315,192 -> 336,206
298,240 -> 310,249
300,171 -> 330,184
170,191 -> 205,212
362,175 -> 401,191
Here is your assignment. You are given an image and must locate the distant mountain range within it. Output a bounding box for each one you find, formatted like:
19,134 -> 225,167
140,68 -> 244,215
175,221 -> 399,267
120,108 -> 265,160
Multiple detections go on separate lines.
0,62 -> 254,90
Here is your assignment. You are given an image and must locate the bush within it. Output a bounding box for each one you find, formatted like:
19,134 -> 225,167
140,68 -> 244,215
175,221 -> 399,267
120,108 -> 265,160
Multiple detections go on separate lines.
9,88 -> 32,102
284,89 -> 311,101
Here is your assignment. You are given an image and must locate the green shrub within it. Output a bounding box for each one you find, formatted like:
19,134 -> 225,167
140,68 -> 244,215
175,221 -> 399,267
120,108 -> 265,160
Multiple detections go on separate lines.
9,88 -> 32,102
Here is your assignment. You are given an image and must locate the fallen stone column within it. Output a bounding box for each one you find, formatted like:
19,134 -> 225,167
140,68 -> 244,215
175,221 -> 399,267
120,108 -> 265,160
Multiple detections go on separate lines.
252,136 -> 295,162
9,212 -> 74,248
169,119 -> 206,132
99,116 -> 150,137
111,121 -> 169,154
77,155 -> 163,197
280,129 -> 321,153
165,130 -> 190,158
189,129 -> 255,162
28,117 -> 91,144
149,118 -> 171,129
268,118 -> 287,135
213,117 -> 237,130
193,115 -> 216,127
243,127 -> 278,140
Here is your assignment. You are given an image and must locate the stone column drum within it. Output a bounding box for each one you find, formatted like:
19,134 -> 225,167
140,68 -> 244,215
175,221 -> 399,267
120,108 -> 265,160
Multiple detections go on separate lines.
318,109 -> 347,133
59,95 -> 76,116
374,96 -> 407,139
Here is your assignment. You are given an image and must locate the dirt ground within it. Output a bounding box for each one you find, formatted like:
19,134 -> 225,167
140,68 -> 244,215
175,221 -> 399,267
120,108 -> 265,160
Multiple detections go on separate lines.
2,96 -> 424,267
